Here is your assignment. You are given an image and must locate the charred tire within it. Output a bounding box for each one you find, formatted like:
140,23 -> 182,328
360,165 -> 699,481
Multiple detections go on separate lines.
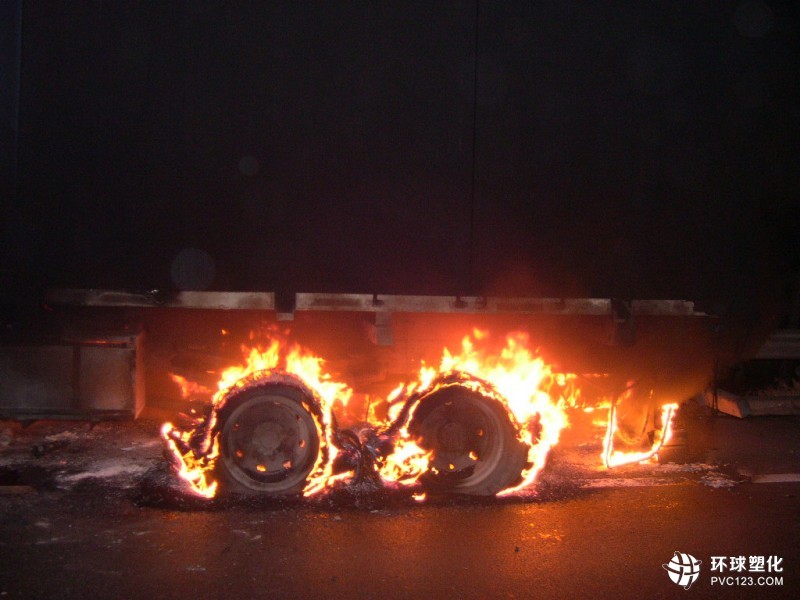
408,386 -> 528,496
215,385 -> 321,496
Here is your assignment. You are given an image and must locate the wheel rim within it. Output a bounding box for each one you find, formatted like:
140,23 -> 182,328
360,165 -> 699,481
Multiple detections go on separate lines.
413,392 -> 506,489
220,393 -> 320,493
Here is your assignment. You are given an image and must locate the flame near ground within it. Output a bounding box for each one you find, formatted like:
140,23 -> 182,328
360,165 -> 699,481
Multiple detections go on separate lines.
162,329 -> 678,500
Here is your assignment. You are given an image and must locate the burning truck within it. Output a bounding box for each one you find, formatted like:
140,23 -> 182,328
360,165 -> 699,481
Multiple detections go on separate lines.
157,293 -> 709,501
3,290 -> 714,500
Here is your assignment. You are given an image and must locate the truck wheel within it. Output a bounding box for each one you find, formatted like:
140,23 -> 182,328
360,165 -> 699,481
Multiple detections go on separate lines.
614,400 -> 656,449
409,386 -> 528,496
215,385 -> 321,496
611,382 -> 659,450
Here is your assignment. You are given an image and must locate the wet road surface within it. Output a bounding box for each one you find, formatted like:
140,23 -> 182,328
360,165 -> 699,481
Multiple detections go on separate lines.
1,412 -> 799,599
1,478 -> 798,599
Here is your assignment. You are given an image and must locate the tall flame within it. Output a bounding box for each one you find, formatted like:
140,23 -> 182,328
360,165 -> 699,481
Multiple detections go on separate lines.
387,330 -> 580,494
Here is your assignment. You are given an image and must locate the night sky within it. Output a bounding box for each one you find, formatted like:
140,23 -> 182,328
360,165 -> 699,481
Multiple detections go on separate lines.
1,1 -> 798,320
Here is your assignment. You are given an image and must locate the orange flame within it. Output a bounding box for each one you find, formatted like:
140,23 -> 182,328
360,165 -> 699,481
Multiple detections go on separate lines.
377,395 -> 431,486
169,374 -> 212,399
377,439 -> 431,486
161,422 -> 219,498
163,327 -> 675,501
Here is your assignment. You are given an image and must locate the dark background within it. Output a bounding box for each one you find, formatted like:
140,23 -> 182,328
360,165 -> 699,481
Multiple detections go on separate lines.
1,1 -> 798,321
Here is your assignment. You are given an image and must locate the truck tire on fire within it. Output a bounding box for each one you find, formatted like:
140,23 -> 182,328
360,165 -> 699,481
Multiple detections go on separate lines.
409,386 -> 528,496
215,384 -> 321,496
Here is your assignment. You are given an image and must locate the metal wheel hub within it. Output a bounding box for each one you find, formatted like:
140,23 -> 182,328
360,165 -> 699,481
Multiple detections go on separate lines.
409,383 -> 528,496
220,393 -> 319,492
419,400 -> 494,475
252,421 -> 290,456
437,421 -> 468,453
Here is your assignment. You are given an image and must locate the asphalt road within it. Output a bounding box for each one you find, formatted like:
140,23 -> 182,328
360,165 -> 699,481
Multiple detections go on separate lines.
0,479 -> 798,599
1,411 -> 799,599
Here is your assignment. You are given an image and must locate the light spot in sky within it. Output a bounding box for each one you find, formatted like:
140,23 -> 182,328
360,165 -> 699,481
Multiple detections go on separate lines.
238,155 -> 260,176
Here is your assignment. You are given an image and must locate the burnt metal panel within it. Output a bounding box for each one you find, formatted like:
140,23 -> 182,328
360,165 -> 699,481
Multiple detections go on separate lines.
294,293 -> 704,316
0,346 -> 74,411
0,333 -> 144,420
48,289 -> 704,317
47,289 -> 275,310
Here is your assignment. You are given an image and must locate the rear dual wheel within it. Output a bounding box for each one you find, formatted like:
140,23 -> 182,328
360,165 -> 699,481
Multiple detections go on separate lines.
214,382 -> 529,497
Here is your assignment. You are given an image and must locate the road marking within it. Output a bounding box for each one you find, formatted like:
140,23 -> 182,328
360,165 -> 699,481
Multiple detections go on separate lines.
579,478 -> 681,488
751,473 -> 800,483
